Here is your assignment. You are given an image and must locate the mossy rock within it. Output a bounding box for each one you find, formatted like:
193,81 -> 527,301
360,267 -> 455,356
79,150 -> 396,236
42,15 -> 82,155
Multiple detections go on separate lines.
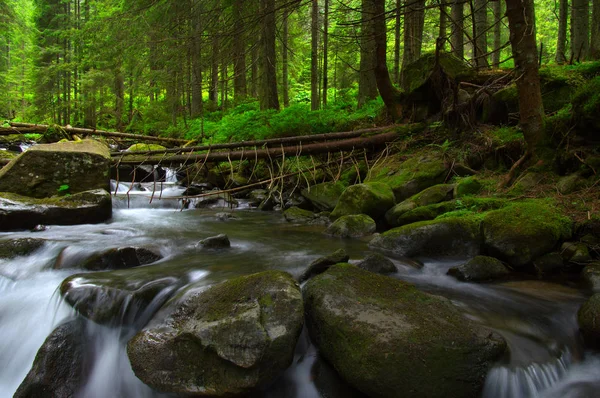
454,177 -> 482,197
482,201 -> 572,268
356,253 -> 397,274
55,247 -> 162,271
126,143 -> 167,152
199,234 -> 231,249
557,173 -> 586,194
324,214 -> 376,238
226,172 -> 248,188
578,293 -> 600,349
385,184 -> 454,227
581,262 -> 600,291
0,238 -> 46,259
283,206 -> 329,225
370,216 -> 482,258
533,252 -> 565,276
572,76 -> 600,133
303,264 -> 506,398
0,189 -> 112,231
447,256 -> 510,282
0,150 -> 17,160
299,249 -> 350,283
330,182 -> 395,221
127,271 -> 304,396
0,140 -> 111,198
301,181 -> 347,212
367,155 -> 448,201
60,264 -> 191,325
0,134 -> 27,144
561,242 -> 592,264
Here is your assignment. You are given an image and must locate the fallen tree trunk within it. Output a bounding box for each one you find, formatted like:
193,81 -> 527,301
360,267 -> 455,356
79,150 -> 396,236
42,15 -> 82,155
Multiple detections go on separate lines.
0,127 -> 44,135
109,125 -> 396,156
8,123 -> 191,145
114,129 -> 407,166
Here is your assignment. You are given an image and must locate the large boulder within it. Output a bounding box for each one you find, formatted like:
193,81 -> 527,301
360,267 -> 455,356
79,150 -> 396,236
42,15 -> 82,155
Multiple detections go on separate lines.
14,318 -> 89,398
482,201 -> 572,268
60,265 -> 188,325
0,139 -> 111,198
301,181 -> 346,212
447,255 -> 510,282
330,183 -> 395,221
303,264 -> 506,398
283,206 -> 329,225
578,293 -> 600,349
0,238 -> 46,259
367,154 -> 448,201
324,214 -> 376,238
299,249 -> 350,283
385,184 -> 454,227
355,253 -> 397,274
370,217 -> 482,258
55,247 -> 162,271
581,262 -> 600,291
0,189 -> 112,231
127,271 -> 304,396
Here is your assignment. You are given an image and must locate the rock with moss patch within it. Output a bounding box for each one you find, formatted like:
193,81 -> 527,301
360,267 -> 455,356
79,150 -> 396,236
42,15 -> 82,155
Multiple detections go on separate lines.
454,177 -> 482,197
324,214 -> 376,238
511,172 -> 545,194
0,150 -> 17,161
301,181 -> 346,212
578,293 -> 600,349
0,140 -> 111,198
367,155 -> 448,201
199,234 -> 231,249
370,217 -> 482,258
533,252 -> 565,276
572,76 -> 600,133
60,264 -> 190,325
14,318 -> 89,398
299,249 -> 349,283
561,242 -> 592,264
0,189 -> 112,231
482,201 -> 572,268
557,174 -> 586,195
127,271 -> 304,397
248,189 -> 268,207
126,143 -> 167,152
0,238 -> 46,259
581,263 -> 600,291
55,247 -> 162,271
356,253 -> 397,274
283,206 -> 329,225
330,183 -> 394,221
303,264 -> 506,398
448,256 -> 510,282
385,184 -> 454,227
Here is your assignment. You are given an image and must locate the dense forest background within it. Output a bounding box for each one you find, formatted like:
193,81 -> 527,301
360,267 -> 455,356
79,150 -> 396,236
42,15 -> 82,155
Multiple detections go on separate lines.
0,0 -> 599,143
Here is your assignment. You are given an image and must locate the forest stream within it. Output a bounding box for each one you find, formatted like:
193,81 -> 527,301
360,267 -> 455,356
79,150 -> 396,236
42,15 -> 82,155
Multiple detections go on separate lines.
0,180 -> 599,398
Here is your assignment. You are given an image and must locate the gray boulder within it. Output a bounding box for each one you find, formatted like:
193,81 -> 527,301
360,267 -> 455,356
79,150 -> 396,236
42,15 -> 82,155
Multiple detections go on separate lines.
301,181 -> 346,211
447,256 -> 510,282
385,184 -> 454,227
299,249 -> 350,283
127,271 -> 304,396
283,206 -> 328,225
199,234 -> 231,249
533,252 -> 565,276
330,183 -> 395,221
324,214 -> 376,238
0,139 -> 110,198
55,247 -> 162,271
356,253 -> 397,274
14,318 -> 89,398
303,264 -> 506,398
0,189 -> 112,231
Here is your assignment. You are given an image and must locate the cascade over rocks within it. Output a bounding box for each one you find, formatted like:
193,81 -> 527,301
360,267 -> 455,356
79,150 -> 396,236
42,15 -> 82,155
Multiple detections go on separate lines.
0,189 -> 112,231
303,264 -> 506,398
55,247 -> 162,271
0,238 -> 46,259
330,183 -> 395,221
14,318 -> 89,398
0,139 -> 111,198
60,265 -> 188,325
370,217 -> 482,258
127,271 -> 304,397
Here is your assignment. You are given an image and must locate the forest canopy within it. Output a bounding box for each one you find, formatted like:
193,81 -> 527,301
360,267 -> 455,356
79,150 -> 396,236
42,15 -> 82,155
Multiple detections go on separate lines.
0,0 -> 599,143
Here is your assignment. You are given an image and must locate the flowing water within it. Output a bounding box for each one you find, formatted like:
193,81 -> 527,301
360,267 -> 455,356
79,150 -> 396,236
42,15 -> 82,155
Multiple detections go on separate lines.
1,181 -> 599,397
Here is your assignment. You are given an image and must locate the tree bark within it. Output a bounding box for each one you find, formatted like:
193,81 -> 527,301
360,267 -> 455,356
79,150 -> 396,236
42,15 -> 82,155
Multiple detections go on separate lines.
402,0 -> 425,72
282,8 -> 290,107
439,2 -> 447,50
259,0 -> 279,110
372,0 -> 402,120
451,0 -> 465,59
311,0 -> 320,111
191,9 -> 203,118
323,0 -> 329,108
591,0 -> 600,60
556,0 -> 568,64
504,0 -> 546,156
473,0 -> 488,68
571,0 -> 590,61
233,0 -> 247,101
393,0 -> 401,84
491,0 -> 502,67
358,0 -> 379,108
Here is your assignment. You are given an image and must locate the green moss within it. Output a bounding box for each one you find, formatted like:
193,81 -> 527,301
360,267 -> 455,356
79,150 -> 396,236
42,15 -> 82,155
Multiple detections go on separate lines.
126,143 -> 167,152
488,126 -> 523,145
0,151 -> 17,160
330,182 -> 395,220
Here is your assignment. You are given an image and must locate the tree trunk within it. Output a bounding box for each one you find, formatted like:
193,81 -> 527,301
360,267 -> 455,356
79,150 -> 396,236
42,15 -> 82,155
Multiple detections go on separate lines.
571,0 -> 590,61
114,63 -> 124,131
591,0 -> 600,60
233,0 -> 247,101
323,0 -> 329,108
259,0 -> 279,110
393,0 -> 401,84
209,29 -> 219,103
311,0 -> 320,111
491,0 -> 502,67
439,2 -> 447,50
371,0 -> 402,120
191,10 -> 203,118
282,8 -> 290,107
556,0 -> 568,63
402,0 -> 425,73
504,0 -> 545,156
451,0 -> 464,59
358,0 -> 379,108
473,0 -> 488,68
251,42 -> 258,97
